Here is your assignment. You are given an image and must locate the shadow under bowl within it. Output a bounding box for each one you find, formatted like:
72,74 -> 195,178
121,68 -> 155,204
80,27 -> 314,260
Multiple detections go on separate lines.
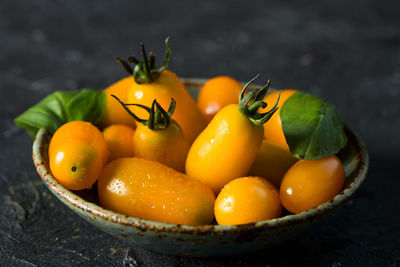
32,78 -> 369,257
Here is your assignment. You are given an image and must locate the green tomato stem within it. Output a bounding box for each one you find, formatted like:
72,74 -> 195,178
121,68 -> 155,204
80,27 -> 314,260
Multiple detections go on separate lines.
238,75 -> 280,125
111,95 -> 176,130
117,37 -> 171,84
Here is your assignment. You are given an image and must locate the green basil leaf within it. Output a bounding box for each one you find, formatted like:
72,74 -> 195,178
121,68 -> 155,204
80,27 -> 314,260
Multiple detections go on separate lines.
15,89 -> 106,138
280,91 -> 347,160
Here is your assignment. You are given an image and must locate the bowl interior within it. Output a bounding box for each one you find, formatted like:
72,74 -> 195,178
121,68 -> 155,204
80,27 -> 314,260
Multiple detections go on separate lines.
32,78 -> 369,236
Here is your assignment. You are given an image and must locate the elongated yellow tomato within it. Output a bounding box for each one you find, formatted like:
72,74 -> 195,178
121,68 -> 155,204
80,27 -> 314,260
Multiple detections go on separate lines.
186,104 -> 263,193
260,89 -> 297,150
248,140 -> 299,187
99,77 -> 136,128
118,39 -> 206,143
186,76 -> 279,193
280,155 -> 345,214
215,177 -> 282,225
98,158 -> 216,225
113,96 -> 190,172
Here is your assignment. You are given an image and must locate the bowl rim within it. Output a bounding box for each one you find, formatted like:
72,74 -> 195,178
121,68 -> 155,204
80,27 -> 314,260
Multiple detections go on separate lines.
32,79 -> 369,235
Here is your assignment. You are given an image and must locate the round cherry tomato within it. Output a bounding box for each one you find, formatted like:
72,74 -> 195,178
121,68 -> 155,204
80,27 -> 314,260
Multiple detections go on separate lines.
280,155 -> 345,214
49,140 -> 103,190
214,177 -> 282,225
197,76 -> 243,122
260,89 -> 297,150
102,124 -> 135,162
49,121 -> 109,190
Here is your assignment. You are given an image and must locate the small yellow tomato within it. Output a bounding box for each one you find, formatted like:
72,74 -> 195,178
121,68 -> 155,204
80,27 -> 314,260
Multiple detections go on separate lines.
49,121 -> 109,190
102,124 -> 135,162
134,120 -> 189,172
197,76 -> 243,122
260,89 -> 298,150
49,140 -> 103,190
248,140 -> 299,187
280,155 -> 345,214
214,177 -> 282,225
100,77 -> 136,128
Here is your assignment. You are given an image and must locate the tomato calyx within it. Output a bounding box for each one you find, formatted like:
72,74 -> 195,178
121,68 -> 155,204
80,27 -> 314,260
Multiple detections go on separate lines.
238,74 -> 281,125
117,37 -> 171,84
112,95 -> 176,131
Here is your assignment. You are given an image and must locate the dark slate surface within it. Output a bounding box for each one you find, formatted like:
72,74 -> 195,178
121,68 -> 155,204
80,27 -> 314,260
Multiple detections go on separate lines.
1,0 -> 399,266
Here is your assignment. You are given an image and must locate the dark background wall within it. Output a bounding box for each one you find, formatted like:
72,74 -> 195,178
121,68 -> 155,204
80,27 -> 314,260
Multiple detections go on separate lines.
1,0 -> 399,266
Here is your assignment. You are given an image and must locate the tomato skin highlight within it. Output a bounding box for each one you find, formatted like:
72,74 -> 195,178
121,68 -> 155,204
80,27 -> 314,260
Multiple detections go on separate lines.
214,177 -> 282,225
100,77 -> 136,128
185,104 -> 264,193
249,140 -> 299,187
49,121 -> 109,190
197,76 -> 243,123
127,70 -> 207,143
260,89 -> 297,150
102,124 -> 135,162
280,155 -> 345,214
97,158 -> 216,225
133,120 -> 190,172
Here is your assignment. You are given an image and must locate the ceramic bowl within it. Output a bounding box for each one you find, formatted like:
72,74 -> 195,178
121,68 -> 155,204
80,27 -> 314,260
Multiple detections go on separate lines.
32,78 -> 369,257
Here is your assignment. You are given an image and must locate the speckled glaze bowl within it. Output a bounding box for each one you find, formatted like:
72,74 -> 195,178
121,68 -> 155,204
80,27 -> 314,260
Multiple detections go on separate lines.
32,78 -> 369,257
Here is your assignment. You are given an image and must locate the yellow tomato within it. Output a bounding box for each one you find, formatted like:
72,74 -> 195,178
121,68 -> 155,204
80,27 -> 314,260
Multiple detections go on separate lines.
134,120 -> 189,172
214,177 -> 282,225
49,140 -> 103,190
102,124 -> 135,162
127,70 -> 206,143
197,76 -> 243,122
248,140 -> 299,187
186,76 -> 279,194
49,121 -> 109,190
100,77 -> 136,128
280,155 -> 345,214
260,89 -> 298,150
185,104 -> 264,193
97,158 -> 215,225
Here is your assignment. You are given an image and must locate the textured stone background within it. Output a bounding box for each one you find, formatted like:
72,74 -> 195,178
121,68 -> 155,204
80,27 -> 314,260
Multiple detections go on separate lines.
1,0 -> 399,266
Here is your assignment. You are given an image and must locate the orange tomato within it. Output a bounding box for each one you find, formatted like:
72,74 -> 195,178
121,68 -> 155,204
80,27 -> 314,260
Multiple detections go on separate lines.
118,39 -> 206,143
100,77 -> 136,128
260,89 -> 298,150
113,96 -> 190,172
197,76 -> 243,122
98,158 -> 215,225
127,70 -> 206,143
214,177 -> 282,225
49,121 -> 109,190
134,120 -> 189,172
186,76 -> 279,194
248,140 -> 298,187
185,104 -> 264,193
102,124 -> 135,162
280,155 -> 345,214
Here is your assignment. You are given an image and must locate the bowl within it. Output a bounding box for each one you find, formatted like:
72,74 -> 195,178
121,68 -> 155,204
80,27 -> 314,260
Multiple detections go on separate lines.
32,78 -> 369,257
